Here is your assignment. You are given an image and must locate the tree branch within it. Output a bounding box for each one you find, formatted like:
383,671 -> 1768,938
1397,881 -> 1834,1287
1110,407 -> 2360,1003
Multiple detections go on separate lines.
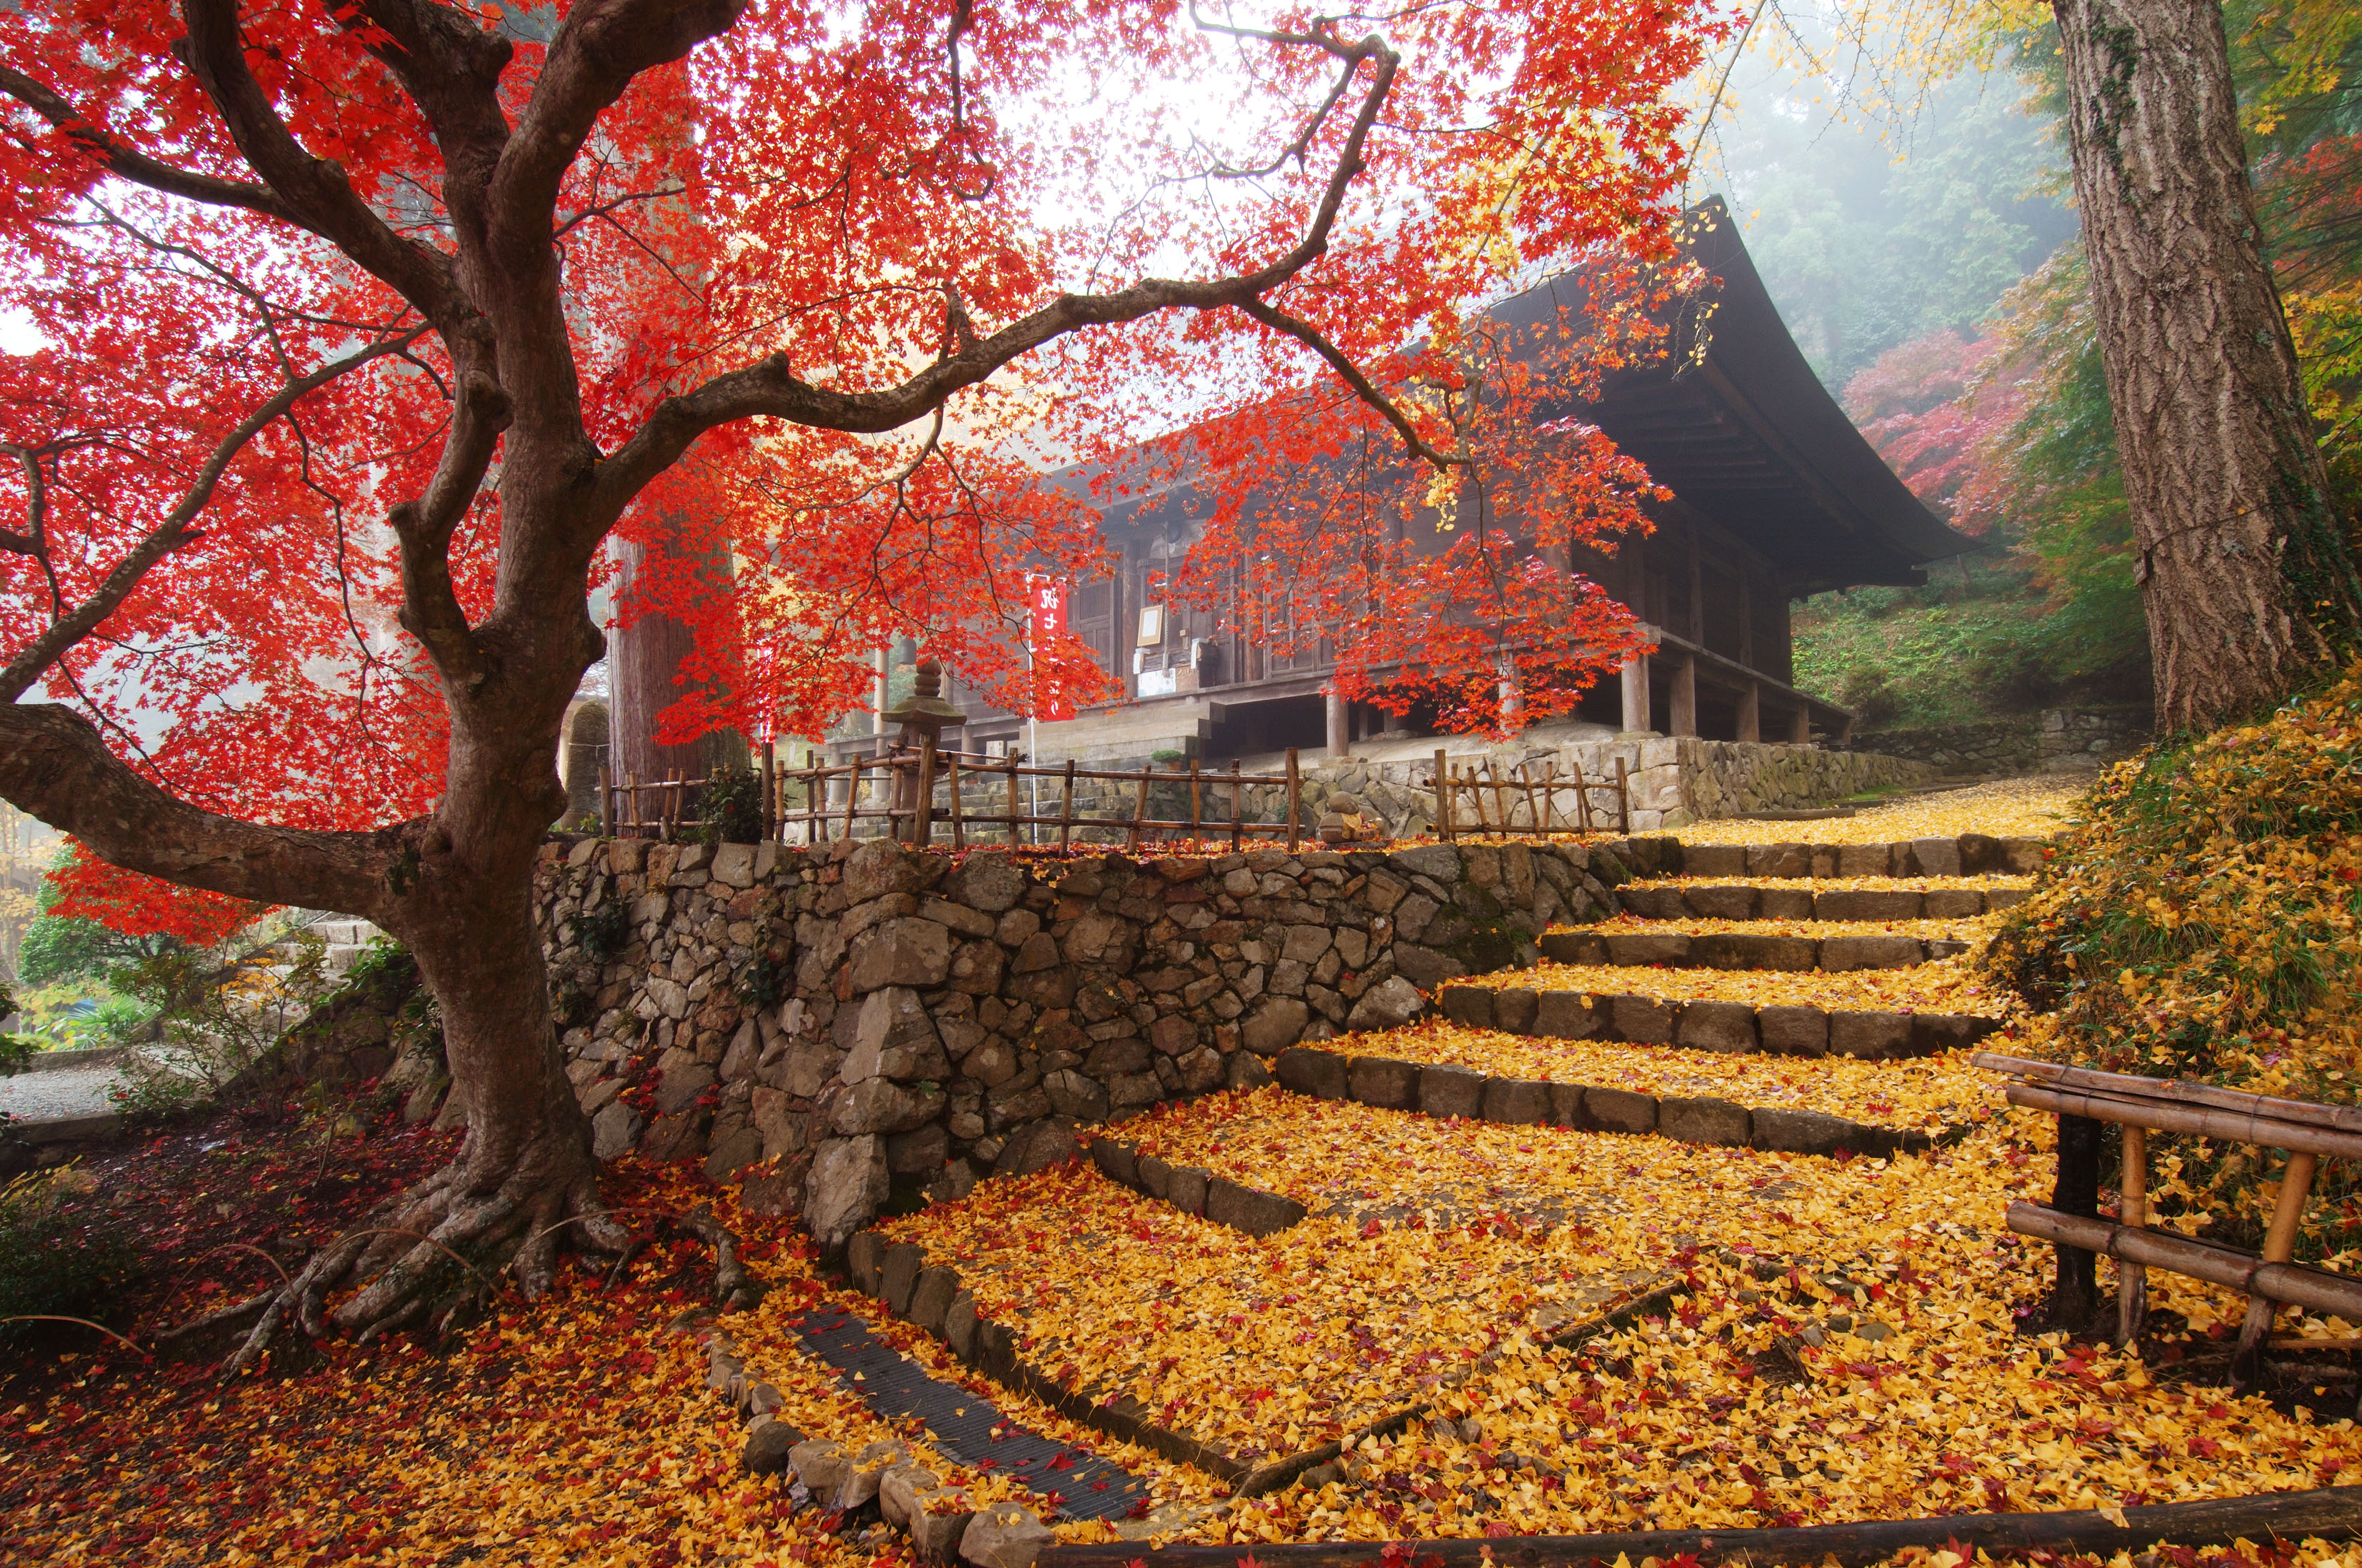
492,0 -> 745,271
0,64 -> 304,227
0,703 -> 400,920
1235,297 -> 1461,471
389,370 -> 513,693
0,328 -> 429,705
174,0 -> 472,331
591,28 -> 1401,518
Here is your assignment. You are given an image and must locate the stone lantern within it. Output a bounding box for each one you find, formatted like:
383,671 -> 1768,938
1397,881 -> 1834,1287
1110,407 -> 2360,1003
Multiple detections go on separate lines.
883,658 -> 965,845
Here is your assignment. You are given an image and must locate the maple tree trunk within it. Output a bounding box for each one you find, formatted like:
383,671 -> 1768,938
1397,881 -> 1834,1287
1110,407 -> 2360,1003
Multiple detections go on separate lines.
2051,0 -> 2362,732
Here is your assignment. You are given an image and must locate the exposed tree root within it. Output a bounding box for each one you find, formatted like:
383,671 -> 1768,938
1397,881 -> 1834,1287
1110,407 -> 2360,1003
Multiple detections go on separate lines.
216,1166 -> 762,1373
222,1161 -> 631,1376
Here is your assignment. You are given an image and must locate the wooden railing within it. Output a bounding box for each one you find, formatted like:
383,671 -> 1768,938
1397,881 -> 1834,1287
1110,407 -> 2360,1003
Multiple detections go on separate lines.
599,743 -> 1636,850
601,747 -> 1317,851
1423,749 -> 1630,839
1976,1051 -> 2360,1384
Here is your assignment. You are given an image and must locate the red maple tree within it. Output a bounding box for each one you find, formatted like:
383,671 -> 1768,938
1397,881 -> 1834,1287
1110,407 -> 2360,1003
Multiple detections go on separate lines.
0,0 -> 1724,1351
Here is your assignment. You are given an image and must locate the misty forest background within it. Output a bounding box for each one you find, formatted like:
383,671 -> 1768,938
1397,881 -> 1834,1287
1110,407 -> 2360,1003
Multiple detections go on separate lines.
1733,1 -> 2361,732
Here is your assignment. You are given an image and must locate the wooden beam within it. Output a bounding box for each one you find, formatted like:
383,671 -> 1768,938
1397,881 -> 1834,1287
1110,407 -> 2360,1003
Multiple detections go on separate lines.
1975,1052 -> 2362,1135
2008,1201 -> 2362,1323
1736,680 -> 1760,743
1041,1487 -> 2362,1568
2003,1082 -> 2362,1161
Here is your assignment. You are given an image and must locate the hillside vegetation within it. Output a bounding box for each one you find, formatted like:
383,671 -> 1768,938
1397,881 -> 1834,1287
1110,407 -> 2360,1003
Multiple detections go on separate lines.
1986,663 -> 2362,1258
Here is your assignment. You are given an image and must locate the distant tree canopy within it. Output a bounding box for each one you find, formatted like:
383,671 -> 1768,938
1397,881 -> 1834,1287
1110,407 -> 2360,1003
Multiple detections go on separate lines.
16,871 -> 183,987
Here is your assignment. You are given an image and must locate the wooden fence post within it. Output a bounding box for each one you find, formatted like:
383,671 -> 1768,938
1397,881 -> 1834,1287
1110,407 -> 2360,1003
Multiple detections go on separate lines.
1433,748 -> 1451,841
760,740 -> 776,841
946,751 -> 965,850
1229,760 -> 1243,852
1285,748 -> 1301,850
2118,1125 -> 2148,1347
1613,756 -> 1629,834
1059,758 -> 1077,850
1005,753 -> 1021,847
2054,1112 -> 2103,1327
1128,763 -> 1153,852
2233,1150 -> 2321,1385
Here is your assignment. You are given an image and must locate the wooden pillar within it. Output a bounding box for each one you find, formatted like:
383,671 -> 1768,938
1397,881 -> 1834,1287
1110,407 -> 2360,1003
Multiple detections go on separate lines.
1736,680 -> 1760,743
1686,541 -> 1705,643
1619,651 -> 1651,733
1668,654 -> 1697,738
1324,687 -> 1349,758
1790,704 -> 1812,744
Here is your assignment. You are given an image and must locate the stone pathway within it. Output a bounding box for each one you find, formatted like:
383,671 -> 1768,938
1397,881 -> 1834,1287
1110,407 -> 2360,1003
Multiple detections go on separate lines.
784,1306 -> 1152,1522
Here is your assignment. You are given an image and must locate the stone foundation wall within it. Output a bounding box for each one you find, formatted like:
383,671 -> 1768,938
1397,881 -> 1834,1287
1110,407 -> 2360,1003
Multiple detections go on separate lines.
534,833 -> 1643,1249
1558,737 -> 1935,830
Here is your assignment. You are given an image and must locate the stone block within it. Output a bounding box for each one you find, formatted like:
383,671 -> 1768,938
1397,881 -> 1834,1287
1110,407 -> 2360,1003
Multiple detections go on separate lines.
1206,1177 -> 1307,1237
1493,988 -> 1539,1034
887,1123 -> 948,1175
1480,1078 -> 1552,1126
849,918 -> 954,992
1911,1012 -> 2000,1053
1683,885 -> 1757,920
1346,1055 -> 1420,1110
1531,992 -> 1601,1039
1921,888 -> 1986,920
1659,1095 -> 1749,1146
1538,932 -> 1609,965
1274,1046 -> 1348,1100
1744,843 -> 1811,878
1418,1063 -> 1486,1120
1391,943 -> 1467,988
1438,986 -> 1497,1027
741,1417 -> 801,1475
1166,1164 -> 1208,1215
881,1242 -> 925,1312
959,1502 -> 1056,1568
1607,994 -> 1678,1043
1675,1000 -> 1757,1053
909,1266 -> 961,1335
1089,1137 -> 1139,1188
1818,935 -> 1926,971
1678,843 -> 1746,878
1241,996 -> 1311,1055
1956,832 -> 2005,873
835,1078 -> 944,1136
1815,889 -> 1923,922
847,1230 -> 886,1294
909,1492 -> 976,1564
1757,887 -> 1815,920
1828,1010 -> 1914,1059
1583,1086 -> 1656,1134
1602,931 -> 1690,966
847,986 -> 951,1082
1908,836 -> 1963,876
1689,933 -> 1817,971
1135,1155 -> 1171,1199
1984,887 -> 2032,912
1756,1005 -> 1828,1057
1999,836 -> 2048,874
1750,1107 -> 1861,1156
944,1292 -> 978,1362
1547,1082 -> 1586,1127
881,1464 -> 940,1529
994,1119 -> 1079,1176
833,1439 -> 909,1510
1616,886 -> 1691,919
1836,843 -> 1895,877
1344,975 -> 1424,1032
789,1439 -> 849,1502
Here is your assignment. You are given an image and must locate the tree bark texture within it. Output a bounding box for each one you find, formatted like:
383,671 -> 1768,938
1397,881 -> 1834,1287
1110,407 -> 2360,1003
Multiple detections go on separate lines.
609,526 -> 749,788
2052,0 -> 2362,731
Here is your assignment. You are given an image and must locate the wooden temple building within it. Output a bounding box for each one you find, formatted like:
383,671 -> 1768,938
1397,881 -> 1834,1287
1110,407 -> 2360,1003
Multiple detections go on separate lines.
832,201 -> 1972,765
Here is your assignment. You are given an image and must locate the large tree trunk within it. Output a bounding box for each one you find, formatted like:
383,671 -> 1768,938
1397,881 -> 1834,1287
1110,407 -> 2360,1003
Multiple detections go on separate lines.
2051,0 -> 2362,731
609,523 -> 750,788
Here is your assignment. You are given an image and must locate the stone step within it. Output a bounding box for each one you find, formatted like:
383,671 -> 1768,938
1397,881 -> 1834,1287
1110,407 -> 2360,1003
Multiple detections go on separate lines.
1617,884 -> 2033,921
1660,835 -> 2048,880
311,918 -> 381,948
1436,984 -> 2003,1058
1538,929 -> 1970,971
1270,1043 -> 1965,1157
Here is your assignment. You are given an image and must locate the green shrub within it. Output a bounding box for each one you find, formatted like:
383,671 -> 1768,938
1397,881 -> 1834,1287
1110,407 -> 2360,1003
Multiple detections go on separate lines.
574,903 -> 630,964
697,766 -> 764,845
0,1169 -> 142,1346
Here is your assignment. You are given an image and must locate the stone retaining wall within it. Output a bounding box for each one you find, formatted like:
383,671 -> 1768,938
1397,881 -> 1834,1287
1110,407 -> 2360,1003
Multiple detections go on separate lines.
1558,737 -> 1934,830
534,833 -> 1636,1248
1852,705 -> 2151,778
